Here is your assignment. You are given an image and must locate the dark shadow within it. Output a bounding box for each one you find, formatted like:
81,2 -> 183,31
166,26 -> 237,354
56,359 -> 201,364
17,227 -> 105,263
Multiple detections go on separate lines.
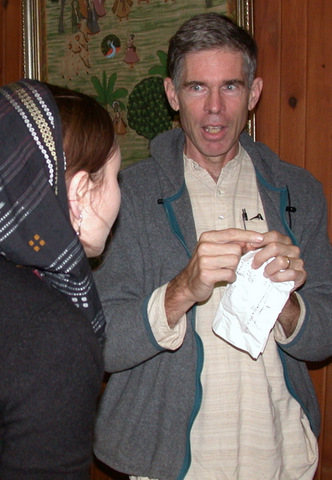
93,456 -> 129,479
307,357 -> 332,371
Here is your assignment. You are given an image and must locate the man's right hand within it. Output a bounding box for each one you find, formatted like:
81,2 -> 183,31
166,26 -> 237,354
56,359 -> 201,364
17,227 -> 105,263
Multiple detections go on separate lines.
165,228 -> 264,328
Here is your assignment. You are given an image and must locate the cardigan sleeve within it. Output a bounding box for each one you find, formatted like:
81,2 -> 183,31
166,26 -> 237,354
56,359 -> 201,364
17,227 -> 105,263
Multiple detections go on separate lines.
276,175 -> 332,362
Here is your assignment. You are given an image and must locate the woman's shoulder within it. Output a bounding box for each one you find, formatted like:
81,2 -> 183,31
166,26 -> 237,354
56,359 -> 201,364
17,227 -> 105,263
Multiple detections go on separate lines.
0,256 -> 98,351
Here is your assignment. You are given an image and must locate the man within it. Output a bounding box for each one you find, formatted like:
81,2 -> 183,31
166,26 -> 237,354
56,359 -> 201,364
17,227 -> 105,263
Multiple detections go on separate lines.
94,13 -> 332,480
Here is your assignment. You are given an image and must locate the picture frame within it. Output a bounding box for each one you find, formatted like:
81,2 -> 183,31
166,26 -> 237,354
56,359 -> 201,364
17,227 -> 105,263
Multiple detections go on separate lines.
22,0 -> 254,167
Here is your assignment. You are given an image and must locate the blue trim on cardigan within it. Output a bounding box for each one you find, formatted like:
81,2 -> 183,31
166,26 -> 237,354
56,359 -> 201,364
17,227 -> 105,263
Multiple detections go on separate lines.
160,183 -> 204,479
177,307 -> 204,480
161,181 -> 191,259
277,345 -> 313,432
254,167 -> 299,246
276,297 -> 314,430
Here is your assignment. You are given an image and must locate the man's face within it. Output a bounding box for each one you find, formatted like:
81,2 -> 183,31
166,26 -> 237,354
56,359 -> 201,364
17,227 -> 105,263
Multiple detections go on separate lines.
164,49 -> 262,173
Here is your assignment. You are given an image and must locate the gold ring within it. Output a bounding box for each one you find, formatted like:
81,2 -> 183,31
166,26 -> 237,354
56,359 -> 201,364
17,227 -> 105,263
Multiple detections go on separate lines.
285,256 -> 291,270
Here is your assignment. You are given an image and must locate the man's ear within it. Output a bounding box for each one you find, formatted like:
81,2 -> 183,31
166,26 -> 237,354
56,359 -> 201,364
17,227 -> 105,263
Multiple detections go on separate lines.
67,170 -> 90,223
164,77 -> 180,112
248,77 -> 263,111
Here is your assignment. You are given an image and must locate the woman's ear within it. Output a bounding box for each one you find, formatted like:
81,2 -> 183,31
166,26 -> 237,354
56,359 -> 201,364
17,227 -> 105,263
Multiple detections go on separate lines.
67,170 -> 90,226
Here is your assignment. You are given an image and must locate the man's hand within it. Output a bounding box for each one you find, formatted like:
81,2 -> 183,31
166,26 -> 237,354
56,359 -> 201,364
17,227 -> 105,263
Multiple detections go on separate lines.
250,231 -> 307,337
165,229 -> 264,328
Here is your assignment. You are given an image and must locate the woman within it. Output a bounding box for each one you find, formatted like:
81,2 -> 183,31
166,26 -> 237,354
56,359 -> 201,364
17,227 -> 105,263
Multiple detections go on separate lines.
0,79 -> 121,479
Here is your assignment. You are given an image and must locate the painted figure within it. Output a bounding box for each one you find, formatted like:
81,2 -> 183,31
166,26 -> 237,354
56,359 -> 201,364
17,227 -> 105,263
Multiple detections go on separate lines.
124,33 -> 139,69
112,0 -> 133,21
112,101 -> 127,135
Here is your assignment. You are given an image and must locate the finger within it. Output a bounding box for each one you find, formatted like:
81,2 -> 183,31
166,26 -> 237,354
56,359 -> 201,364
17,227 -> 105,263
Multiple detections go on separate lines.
250,230 -> 292,248
215,253 -> 242,271
201,228 -> 264,245
284,256 -> 291,270
243,242 -> 257,255
197,240 -> 243,259
263,256 -> 306,290
263,255 -> 296,277
252,243 -> 300,269
267,268 -> 307,292
198,264 -> 237,287
185,255 -> 237,301
195,251 -> 242,282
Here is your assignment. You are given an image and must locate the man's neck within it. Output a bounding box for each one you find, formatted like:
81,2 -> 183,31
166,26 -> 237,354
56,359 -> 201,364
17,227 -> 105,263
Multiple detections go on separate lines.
186,143 -> 242,184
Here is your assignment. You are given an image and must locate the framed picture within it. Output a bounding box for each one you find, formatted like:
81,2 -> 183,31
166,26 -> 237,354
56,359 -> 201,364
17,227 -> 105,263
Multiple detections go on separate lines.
22,0 -> 253,167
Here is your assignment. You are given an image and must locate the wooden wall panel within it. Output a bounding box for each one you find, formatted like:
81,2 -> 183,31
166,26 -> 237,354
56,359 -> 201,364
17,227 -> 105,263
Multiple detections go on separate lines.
322,367 -> 332,479
255,1 -> 332,479
0,0 -> 22,85
305,0 -> 332,236
279,0 -> 307,168
254,1 -> 281,153
305,2 -> 332,478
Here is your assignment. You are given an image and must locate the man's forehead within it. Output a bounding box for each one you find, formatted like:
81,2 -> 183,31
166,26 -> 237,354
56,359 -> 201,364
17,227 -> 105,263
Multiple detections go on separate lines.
180,48 -> 245,80
183,47 -> 243,61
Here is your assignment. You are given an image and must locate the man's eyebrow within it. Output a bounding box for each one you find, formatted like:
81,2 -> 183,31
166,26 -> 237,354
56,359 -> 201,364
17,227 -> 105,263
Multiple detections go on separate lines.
224,79 -> 246,86
182,80 -> 206,87
181,79 -> 246,87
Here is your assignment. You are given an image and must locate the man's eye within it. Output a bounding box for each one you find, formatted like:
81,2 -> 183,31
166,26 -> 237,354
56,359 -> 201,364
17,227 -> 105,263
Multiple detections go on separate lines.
191,85 -> 202,91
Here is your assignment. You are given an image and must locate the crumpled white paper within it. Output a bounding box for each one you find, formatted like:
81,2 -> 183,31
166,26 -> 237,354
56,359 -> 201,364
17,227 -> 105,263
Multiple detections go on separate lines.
212,249 -> 294,359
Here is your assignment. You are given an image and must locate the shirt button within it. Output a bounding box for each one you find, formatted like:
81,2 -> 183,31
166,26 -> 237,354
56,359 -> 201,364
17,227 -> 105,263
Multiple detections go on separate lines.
216,189 -> 222,197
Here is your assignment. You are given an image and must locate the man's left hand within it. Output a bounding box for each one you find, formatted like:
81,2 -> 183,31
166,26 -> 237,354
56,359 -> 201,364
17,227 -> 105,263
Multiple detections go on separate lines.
249,231 -> 307,337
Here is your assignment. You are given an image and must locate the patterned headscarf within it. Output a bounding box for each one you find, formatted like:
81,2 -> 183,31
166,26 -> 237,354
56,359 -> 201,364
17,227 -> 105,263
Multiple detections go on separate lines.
0,79 -> 105,343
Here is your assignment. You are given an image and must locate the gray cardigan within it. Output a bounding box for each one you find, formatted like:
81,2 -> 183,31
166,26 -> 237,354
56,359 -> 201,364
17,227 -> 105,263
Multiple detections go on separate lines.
94,128 -> 332,480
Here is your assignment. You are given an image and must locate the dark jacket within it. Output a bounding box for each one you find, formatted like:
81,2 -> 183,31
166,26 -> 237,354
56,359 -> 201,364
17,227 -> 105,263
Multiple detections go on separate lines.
0,256 -> 103,480
94,128 -> 332,480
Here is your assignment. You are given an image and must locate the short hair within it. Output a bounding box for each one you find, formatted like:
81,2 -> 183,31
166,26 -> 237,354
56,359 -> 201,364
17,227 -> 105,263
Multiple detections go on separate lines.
167,13 -> 258,90
46,84 -> 117,186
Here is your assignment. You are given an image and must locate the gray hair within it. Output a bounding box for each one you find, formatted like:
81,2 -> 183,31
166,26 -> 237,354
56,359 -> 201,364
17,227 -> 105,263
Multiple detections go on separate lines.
167,13 -> 258,90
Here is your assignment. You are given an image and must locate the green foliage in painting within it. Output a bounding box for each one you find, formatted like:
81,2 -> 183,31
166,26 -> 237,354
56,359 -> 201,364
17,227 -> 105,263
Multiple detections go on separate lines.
148,50 -> 168,78
91,71 -> 128,111
127,76 -> 175,141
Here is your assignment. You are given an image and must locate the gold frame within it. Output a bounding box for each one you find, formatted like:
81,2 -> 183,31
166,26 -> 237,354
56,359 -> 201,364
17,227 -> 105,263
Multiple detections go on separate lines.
236,0 -> 254,34
22,0 -> 43,80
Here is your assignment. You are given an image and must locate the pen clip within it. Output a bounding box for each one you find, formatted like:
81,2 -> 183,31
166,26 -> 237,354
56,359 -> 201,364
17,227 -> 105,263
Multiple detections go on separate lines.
250,213 -> 264,220
242,208 -> 248,230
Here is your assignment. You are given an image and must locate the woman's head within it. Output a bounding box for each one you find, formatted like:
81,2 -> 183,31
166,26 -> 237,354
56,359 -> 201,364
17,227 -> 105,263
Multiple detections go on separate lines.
46,84 -> 116,184
0,79 -> 114,339
47,84 -> 121,257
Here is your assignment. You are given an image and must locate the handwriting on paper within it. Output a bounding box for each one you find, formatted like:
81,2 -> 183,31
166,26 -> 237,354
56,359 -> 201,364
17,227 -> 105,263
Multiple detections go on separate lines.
213,249 -> 294,359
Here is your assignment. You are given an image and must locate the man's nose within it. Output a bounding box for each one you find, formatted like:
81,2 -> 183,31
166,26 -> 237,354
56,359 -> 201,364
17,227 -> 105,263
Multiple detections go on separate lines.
204,90 -> 225,114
